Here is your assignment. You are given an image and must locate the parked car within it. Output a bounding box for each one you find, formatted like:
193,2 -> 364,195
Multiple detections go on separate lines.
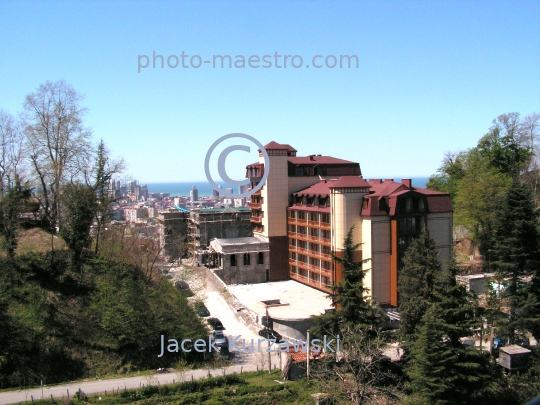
197,304 -> 210,317
175,281 -> 192,295
207,317 -> 225,330
462,339 -> 475,347
212,330 -> 228,347
258,329 -> 283,341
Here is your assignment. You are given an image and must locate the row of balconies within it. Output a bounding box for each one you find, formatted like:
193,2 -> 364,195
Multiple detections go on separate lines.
289,245 -> 332,260
288,258 -> 333,275
287,232 -> 331,245
287,218 -> 331,229
289,272 -> 333,292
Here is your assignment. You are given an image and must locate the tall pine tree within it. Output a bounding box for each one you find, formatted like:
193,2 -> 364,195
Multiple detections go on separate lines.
398,228 -> 441,343
490,180 -> 540,342
311,225 -> 381,336
406,306 -> 493,405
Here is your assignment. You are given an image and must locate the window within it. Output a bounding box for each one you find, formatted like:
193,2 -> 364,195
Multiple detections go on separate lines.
243,253 -> 250,265
298,226 -> 307,235
321,214 -> 330,223
289,238 -> 296,246
322,245 -> 331,255
291,265 -> 297,274
298,211 -> 306,220
290,252 -> 297,260
310,228 -> 319,237
230,254 -> 237,266
322,260 -> 332,270
309,243 -> 320,253
258,252 -> 264,264
289,210 -> 296,218
312,272 -> 321,282
289,224 -> 296,233
309,212 -> 319,222
412,198 -> 425,212
321,229 -> 331,240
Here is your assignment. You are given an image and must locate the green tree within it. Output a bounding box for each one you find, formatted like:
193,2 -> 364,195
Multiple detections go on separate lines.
432,259 -> 477,347
454,151 -> 511,261
489,180 -> 540,342
477,113 -> 532,178
59,183 -> 98,274
398,228 -> 441,343
0,180 -> 31,262
427,151 -> 467,201
406,307 -> 493,405
312,225 -> 381,336
90,140 -> 124,255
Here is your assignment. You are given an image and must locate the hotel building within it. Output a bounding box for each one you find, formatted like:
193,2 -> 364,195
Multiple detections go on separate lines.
246,142 -> 453,307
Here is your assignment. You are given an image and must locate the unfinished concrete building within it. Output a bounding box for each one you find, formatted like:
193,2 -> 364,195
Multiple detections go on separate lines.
188,207 -> 253,255
208,236 -> 270,284
156,208 -> 189,261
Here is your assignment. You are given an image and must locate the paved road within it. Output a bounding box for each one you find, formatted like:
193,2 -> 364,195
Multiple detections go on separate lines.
0,364 -> 259,404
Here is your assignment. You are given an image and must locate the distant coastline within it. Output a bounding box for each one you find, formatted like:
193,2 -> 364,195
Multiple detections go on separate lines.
146,177 -> 431,197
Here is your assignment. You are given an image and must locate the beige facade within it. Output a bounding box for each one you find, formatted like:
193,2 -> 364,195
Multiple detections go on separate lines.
246,142 -> 453,307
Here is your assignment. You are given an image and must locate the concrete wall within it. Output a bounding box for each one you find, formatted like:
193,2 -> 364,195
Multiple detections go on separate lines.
362,217 -> 391,304
427,212 -> 453,269
271,318 -> 314,341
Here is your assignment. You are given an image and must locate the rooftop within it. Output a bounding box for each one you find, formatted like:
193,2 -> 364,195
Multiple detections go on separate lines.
228,280 -> 333,321
212,235 -> 269,246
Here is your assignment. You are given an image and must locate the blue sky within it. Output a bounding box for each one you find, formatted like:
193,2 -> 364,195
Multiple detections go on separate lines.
1,0 -> 539,183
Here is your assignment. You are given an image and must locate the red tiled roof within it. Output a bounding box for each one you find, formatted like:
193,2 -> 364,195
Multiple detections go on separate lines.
293,179 -> 336,197
361,179 -> 453,216
264,141 -> 297,151
288,156 -> 356,165
287,347 -> 326,362
330,176 -> 371,189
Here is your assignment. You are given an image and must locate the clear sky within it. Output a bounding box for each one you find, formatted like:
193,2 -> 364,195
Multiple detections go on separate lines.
1,0 -> 539,183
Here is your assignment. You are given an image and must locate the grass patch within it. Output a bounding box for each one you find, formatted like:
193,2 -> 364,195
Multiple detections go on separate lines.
18,370 -> 320,405
15,227 -> 66,255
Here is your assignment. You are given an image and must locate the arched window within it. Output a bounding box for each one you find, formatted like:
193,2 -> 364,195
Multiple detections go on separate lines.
258,252 -> 264,264
243,253 -> 251,265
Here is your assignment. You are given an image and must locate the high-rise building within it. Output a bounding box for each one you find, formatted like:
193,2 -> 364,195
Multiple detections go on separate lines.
190,185 -> 199,202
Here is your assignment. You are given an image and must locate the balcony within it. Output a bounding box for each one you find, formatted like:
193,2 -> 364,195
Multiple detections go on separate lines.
251,216 -> 262,224
248,201 -> 261,209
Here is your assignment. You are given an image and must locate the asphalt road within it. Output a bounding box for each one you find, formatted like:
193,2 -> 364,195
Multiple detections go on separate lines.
0,364 -> 259,404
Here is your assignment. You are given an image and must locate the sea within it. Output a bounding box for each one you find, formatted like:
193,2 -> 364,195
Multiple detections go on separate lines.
146,177 -> 431,197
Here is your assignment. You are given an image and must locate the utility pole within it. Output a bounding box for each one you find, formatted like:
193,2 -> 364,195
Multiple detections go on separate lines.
266,305 -> 271,374
306,329 -> 310,379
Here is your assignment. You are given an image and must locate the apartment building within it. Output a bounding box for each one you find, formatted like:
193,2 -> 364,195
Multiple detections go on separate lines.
246,141 -> 452,307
